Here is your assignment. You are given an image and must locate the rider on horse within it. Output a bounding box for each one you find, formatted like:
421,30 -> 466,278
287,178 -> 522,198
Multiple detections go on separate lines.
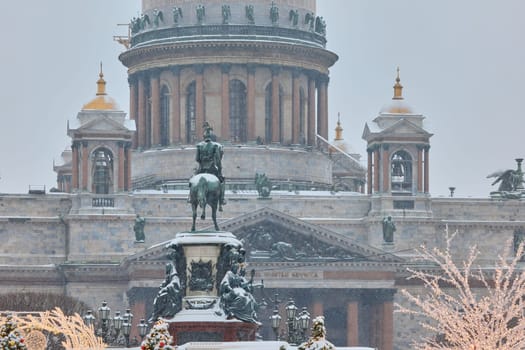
195,122 -> 226,209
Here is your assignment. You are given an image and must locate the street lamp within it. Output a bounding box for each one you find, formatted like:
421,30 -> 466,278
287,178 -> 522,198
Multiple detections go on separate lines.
98,301 -> 111,341
137,319 -> 149,342
122,309 -> 134,348
83,310 -> 95,327
269,297 -> 310,345
83,301 -> 131,346
269,309 -> 282,341
122,320 -> 132,348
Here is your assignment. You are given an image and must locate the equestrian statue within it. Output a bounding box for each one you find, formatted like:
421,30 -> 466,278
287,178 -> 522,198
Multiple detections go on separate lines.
189,122 -> 226,231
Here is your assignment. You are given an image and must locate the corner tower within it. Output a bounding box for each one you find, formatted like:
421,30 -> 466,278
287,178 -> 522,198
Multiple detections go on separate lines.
362,70 -> 432,214
67,67 -> 136,194
119,0 -> 338,190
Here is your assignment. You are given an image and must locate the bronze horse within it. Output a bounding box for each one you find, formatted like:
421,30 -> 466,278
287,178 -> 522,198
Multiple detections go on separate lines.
189,173 -> 221,231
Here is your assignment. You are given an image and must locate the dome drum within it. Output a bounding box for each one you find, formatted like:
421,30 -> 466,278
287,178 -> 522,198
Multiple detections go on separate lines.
131,0 -> 326,48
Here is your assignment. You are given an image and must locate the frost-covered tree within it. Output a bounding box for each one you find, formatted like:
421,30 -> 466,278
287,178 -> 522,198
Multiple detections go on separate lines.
397,229 -> 525,350
0,315 -> 27,350
140,320 -> 175,350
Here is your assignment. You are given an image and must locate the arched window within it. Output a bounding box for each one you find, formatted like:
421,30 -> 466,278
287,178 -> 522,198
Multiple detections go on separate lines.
229,79 -> 247,143
92,148 -> 113,194
160,85 -> 170,146
264,83 -> 283,143
299,87 -> 306,144
186,81 -> 196,144
391,150 -> 413,193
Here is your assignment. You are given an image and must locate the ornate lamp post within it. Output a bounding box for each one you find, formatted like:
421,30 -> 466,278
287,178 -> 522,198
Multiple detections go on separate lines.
83,310 -> 95,327
97,301 -> 111,342
137,318 -> 149,342
122,308 -> 134,347
268,297 -> 310,345
122,320 -> 131,348
269,309 -> 282,341
83,301 -> 129,346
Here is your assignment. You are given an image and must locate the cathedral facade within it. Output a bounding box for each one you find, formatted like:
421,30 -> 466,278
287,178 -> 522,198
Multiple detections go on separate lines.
0,1 -> 524,350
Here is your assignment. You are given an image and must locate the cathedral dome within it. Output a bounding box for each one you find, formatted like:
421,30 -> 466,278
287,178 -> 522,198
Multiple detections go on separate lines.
82,66 -> 120,111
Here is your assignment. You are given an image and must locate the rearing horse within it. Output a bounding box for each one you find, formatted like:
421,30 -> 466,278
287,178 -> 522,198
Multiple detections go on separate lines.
189,173 -> 221,232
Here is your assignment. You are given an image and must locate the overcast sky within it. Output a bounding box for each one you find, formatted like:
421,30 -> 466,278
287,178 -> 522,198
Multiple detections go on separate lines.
0,1 -> 524,198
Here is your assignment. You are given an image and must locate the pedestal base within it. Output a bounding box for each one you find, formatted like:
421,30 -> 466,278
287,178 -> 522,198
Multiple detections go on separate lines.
169,320 -> 258,345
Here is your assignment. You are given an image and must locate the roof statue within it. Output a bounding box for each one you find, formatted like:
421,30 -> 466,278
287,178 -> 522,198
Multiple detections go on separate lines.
488,158 -> 524,199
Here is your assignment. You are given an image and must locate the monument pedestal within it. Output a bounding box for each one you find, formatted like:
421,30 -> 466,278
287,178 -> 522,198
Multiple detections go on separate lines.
168,309 -> 258,345
163,231 -> 259,345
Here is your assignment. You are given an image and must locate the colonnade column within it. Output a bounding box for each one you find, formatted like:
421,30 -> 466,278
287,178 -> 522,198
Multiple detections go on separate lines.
81,141 -> 88,191
137,73 -> 147,149
221,64 -> 231,140
271,65 -> 281,143
128,75 -> 138,148
381,299 -> 394,350
71,141 -> 79,191
247,64 -> 256,140
170,67 -> 181,144
367,148 -> 373,194
307,72 -> 317,146
317,75 -> 329,141
118,141 -> 125,192
373,146 -> 380,193
346,298 -> 359,346
292,69 -> 301,144
424,145 -> 430,193
382,144 -> 390,193
195,65 -> 205,141
150,69 -> 161,147
125,143 -> 132,191
417,145 -> 423,192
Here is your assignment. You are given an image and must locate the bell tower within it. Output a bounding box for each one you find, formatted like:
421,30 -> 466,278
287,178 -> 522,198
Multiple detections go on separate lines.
362,69 -> 432,215
67,66 -> 136,194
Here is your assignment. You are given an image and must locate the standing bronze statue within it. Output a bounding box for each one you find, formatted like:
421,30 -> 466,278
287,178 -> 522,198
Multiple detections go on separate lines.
382,216 -> 396,243
134,214 -> 146,242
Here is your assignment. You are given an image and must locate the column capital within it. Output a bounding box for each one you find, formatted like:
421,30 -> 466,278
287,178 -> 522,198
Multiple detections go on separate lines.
382,143 -> 390,151
270,64 -> 281,76
128,74 -> 138,85
81,141 -> 88,148
292,67 -> 302,78
247,63 -> 257,74
416,144 -> 425,151
306,70 -> 319,80
71,141 -> 80,149
374,289 -> 397,302
220,63 -> 232,74
424,145 -> 431,151
316,74 -> 329,85
194,64 -> 205,74
169,65 -> 181,76
149,68 -> 161,79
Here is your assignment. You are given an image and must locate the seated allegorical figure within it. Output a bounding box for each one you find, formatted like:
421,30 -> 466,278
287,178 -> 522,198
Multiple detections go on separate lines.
219,263 -> 259,324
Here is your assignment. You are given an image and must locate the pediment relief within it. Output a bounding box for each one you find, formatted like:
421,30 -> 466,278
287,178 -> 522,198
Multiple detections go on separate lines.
221,208 -> 402,264
123,208 -> 403,267
380,119 -> 432,137
76,116 -> 130,133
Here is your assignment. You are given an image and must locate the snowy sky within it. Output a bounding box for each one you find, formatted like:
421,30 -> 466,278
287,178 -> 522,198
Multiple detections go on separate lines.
0,0 -> 524,198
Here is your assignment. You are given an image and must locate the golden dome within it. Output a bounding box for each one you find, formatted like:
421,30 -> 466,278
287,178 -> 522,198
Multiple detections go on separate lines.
379,68 -> 414,114
82,63 -> 119,111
